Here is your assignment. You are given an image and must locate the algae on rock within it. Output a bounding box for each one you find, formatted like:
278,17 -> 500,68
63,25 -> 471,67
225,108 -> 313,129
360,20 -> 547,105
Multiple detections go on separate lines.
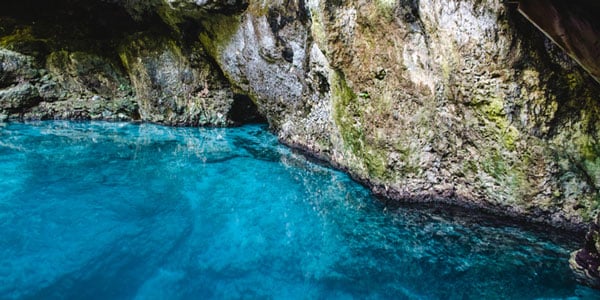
119,34 -> 234,125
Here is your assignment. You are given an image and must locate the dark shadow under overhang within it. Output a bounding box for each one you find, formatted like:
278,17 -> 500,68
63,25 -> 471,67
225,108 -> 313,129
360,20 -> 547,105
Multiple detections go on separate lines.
509,0 -> 600,84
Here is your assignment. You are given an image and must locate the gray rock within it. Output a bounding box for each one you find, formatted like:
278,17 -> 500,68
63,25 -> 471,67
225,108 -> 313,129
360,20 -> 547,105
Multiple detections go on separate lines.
200,11 -> 308,128
0,83 -> 40,111
119,34 -> 234,126
0,49 -> 38,87
45,51 -> 127,99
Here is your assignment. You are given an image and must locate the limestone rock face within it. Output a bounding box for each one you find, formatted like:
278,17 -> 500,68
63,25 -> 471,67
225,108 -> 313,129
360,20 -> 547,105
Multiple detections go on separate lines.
0,0 -> 244,125
314,0 -> 599,230
0,49 -> 37,87
119,34 -> 234,125
0,49 -> 41,114
0,0 -> 599,232
198,2 -> 311,129
191,0 -> 600,232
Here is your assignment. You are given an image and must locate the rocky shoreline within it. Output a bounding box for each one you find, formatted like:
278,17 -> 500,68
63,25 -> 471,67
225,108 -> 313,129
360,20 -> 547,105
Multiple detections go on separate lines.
283,138 -> 591,235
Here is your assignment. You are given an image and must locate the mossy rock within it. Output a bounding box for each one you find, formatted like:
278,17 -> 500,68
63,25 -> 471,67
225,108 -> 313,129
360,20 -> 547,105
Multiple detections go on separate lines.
0,27 -> 50,61
46,50 -> 129,98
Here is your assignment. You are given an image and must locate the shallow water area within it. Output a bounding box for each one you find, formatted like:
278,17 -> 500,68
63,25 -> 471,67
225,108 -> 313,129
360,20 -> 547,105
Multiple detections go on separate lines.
0,121 -> 598,299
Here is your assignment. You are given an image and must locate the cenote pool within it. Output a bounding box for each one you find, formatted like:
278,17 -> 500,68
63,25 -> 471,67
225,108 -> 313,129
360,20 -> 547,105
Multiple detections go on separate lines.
0,121 -> 598,299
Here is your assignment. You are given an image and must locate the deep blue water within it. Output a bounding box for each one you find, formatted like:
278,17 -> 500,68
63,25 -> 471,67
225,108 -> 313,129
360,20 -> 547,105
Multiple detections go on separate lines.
0,121 -> 598,299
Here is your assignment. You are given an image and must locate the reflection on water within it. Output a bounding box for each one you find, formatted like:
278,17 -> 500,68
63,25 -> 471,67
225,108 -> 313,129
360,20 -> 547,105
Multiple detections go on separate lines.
0,121 -> 598,299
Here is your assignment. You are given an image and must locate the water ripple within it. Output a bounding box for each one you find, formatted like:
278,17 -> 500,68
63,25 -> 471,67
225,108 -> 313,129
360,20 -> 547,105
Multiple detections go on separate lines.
0,121 -> 597,299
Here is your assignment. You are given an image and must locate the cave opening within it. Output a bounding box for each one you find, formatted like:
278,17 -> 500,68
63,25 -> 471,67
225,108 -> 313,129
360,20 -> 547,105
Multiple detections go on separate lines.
228,94 -> 267,125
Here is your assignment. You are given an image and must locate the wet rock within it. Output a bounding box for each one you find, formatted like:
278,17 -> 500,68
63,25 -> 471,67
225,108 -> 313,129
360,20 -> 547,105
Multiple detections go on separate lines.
0,83 -> 40,112
0,49 -> 42,115
570,215 -> 600,288
45,51 -> 127,99
119,34 -> 235,125
0,49 -> 38,87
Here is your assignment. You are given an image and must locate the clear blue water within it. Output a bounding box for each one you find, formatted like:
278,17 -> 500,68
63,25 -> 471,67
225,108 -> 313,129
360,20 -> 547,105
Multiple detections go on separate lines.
0,121 -> 598,300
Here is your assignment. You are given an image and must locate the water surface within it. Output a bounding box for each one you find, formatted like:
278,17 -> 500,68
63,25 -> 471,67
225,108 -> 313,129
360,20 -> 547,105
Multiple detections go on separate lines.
0,121 -> 597,299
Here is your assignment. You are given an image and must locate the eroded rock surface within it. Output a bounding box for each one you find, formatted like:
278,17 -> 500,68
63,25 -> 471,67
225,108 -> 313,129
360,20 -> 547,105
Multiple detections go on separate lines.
188,0 -> 600,232
0,0 -> 246,125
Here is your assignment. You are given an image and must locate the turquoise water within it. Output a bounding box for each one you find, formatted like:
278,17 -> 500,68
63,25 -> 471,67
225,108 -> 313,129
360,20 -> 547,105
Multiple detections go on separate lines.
0,121 -> 598,299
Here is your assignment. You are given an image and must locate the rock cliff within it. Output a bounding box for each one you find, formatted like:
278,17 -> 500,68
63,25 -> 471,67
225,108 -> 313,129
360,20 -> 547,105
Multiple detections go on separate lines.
177,0 -> 599,233
1,0 -> 600,286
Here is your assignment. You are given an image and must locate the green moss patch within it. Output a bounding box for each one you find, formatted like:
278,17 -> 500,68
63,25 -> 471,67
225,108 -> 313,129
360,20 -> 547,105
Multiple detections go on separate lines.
331,70 -> 390,179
